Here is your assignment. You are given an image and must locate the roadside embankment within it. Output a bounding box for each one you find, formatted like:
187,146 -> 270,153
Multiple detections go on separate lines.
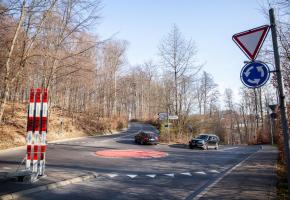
0,102 -> 128,150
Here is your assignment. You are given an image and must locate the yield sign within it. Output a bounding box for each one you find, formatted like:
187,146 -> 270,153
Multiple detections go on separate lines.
232,25 -> 270,60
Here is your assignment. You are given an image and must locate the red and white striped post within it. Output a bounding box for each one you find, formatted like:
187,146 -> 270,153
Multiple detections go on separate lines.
26,89 -> 35,170
32,88 -> 41,173
39,89 -> 48,176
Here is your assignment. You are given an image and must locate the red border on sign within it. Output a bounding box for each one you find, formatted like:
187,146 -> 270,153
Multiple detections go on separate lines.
232,25 -> 270,60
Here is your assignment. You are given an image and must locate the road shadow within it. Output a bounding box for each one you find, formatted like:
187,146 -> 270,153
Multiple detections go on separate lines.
116,139 -> 159,147
115,139 -> 139,145
169,143 -> 189,149
51,144 -> 117,150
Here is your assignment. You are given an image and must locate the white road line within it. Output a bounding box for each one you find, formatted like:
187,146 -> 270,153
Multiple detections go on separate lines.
2,167 -> 11,170
221,147 -> 239,151
195,171 -> 206,175
106,173 -> 119,178
126,174 -> 137,178
98,170 -> 221,180
52,131 -> 136,146
191,150 -> 258,200
181,172 -> 192,176
115,132 -> 137,139
165,173 -> 175,177
146,174 -> 156,178
209,170 -> 220,173
100,132 -> 137,143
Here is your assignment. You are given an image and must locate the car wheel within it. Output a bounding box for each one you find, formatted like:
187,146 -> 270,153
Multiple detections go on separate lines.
189,145 -> 193,149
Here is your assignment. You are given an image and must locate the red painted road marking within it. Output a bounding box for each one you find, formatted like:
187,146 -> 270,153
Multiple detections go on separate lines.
95,149 -> 168,158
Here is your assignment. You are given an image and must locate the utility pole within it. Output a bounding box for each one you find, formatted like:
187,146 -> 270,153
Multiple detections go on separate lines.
269,8 -> 290,193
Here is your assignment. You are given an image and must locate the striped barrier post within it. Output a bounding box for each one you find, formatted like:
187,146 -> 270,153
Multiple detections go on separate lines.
39,89 -> 48,176
26,89 -> 35,170
32,88 -> 41,173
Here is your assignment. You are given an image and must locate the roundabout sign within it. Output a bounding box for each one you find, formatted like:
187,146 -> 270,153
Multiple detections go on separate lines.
240,61 -> 270,88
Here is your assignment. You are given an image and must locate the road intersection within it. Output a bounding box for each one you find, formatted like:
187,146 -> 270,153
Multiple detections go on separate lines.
0,123 -> 278,200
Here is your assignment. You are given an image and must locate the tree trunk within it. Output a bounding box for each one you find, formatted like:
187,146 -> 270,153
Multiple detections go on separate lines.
174,70 -> 178,115
0,0 -> 26,123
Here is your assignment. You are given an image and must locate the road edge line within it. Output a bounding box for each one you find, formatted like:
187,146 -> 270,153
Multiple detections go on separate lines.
191,146 -> 261,200
0,173 -> 98,200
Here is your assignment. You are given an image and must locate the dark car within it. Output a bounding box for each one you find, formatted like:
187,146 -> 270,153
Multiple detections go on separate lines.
189,134 -> 219,150
134,131 -> 159,145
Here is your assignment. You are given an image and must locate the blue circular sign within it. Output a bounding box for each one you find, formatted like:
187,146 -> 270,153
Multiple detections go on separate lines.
240,61 -> 270,88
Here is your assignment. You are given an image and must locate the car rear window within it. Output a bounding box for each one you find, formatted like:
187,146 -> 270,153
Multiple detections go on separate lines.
196,135 -> 208,140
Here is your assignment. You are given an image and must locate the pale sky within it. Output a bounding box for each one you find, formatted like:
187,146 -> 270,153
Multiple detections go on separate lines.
96,0 -> 272,100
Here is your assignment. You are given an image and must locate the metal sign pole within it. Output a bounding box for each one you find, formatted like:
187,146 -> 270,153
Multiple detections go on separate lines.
269,8 -> 290,193
167,107 -> 170,143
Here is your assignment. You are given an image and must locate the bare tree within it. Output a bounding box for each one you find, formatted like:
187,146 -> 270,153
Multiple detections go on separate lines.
198,71 -> 218,115
0,0 -> 58,123
159,24 -> 200,115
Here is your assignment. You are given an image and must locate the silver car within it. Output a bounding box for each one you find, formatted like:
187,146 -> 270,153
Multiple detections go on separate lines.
189,134 -> 219,150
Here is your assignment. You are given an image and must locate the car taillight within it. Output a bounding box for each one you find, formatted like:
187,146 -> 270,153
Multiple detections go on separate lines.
144,137 -> 148,141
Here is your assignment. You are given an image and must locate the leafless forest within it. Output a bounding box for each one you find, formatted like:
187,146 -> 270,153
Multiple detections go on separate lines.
0,0 -> 289,145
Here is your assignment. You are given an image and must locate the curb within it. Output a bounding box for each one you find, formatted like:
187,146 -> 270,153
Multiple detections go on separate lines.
0,146 -> 26,154
0,173 -> 97,200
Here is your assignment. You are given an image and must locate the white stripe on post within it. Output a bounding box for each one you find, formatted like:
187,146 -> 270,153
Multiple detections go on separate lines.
26,89 -> 35,170
33,88 -> 41,173
39,89 -> 48,176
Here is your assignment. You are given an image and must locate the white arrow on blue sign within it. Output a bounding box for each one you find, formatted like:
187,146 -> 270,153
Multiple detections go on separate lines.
240,61 -> 270,88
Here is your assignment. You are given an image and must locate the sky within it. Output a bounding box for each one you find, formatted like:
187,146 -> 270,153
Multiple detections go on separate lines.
96,0 -> 272,100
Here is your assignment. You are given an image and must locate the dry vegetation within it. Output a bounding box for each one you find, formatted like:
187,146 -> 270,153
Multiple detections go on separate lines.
0,102 -> 127,150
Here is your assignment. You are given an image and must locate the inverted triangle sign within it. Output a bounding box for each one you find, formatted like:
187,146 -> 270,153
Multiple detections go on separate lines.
232,25 -> 270,60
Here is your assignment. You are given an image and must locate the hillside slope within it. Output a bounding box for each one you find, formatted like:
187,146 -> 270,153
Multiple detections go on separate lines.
0,103 -> 128,150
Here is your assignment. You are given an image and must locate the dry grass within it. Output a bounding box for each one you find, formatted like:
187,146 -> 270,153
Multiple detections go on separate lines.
0,103 -> 27,150
277,159 -> 288,199
0,102 -> 128,150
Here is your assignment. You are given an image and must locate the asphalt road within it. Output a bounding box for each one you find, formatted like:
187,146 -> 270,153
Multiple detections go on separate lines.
0,123 -> 261,200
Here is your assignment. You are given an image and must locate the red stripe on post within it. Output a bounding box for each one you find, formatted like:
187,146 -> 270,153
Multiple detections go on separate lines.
27,89 -> 35,132
43,89 -> 48,103
41,145 -> 46,153
41,117 -> 47,131
40,145 -> 46,160
34,117 -> 40,131
35,88 -> 41,103
27,117 -> 34,131
27,145 -> 31,152
33,145 -> 39,160
27,145 -> 31,159
40,153 -> 44,160
29,89 -> 34,103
